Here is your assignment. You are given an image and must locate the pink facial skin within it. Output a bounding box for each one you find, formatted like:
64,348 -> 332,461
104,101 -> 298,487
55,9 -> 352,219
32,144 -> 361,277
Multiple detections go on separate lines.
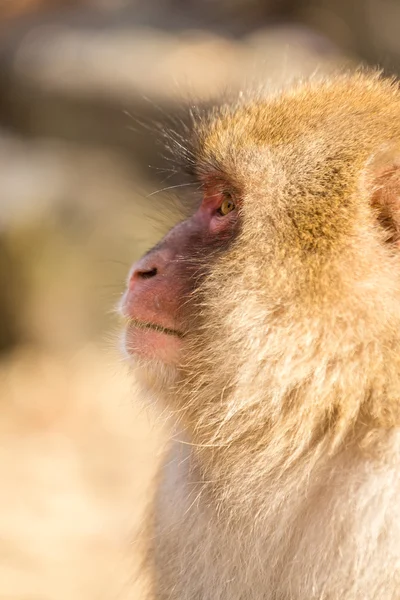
120,183 -> 239,364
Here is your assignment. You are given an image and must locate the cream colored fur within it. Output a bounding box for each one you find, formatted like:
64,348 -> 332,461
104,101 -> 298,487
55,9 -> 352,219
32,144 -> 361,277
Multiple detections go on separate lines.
140,73 -> 400,599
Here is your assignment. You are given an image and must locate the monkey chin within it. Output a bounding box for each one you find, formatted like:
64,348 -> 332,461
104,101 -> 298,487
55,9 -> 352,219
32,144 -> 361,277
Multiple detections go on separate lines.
121,323 -> 181,397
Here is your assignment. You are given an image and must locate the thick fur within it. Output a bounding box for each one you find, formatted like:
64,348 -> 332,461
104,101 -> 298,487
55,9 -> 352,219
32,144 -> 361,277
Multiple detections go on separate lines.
144,73 -> 400,599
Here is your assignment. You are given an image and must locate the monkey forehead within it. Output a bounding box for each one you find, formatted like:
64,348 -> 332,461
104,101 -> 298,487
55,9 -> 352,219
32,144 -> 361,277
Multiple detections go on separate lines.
194,73 -> 400,187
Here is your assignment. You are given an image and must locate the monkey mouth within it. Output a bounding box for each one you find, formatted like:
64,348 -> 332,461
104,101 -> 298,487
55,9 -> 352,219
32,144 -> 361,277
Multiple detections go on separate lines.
127,318 -> 185,339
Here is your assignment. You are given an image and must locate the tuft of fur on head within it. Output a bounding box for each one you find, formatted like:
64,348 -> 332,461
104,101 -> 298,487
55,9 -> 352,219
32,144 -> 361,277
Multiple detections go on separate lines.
160,71 -> 400,514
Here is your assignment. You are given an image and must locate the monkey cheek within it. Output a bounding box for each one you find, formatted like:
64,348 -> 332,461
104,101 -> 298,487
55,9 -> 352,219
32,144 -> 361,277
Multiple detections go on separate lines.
123,322 -> 182,366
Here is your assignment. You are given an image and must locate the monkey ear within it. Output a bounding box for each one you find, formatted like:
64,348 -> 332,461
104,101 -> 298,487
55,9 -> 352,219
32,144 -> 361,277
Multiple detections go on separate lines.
362,143 -> 400,245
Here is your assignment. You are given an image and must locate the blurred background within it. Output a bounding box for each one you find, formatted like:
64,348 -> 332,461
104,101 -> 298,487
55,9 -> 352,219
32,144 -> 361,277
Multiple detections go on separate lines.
0,1 -> 399,598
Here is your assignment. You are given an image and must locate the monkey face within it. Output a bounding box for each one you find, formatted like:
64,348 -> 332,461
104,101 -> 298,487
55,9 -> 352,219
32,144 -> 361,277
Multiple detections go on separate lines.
120,75 -> 400,384
119,182 -> 239,366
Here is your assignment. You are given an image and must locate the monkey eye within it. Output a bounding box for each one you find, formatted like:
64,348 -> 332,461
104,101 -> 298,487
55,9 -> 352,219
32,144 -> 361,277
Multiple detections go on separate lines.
217,193 -> 236,216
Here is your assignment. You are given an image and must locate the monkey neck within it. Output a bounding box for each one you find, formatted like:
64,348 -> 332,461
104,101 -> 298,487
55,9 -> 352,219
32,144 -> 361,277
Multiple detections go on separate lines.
175,306 -> 400,512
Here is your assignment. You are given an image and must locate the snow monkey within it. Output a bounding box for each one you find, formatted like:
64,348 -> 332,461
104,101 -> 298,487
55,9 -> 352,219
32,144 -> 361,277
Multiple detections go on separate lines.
120,72 -> 400,600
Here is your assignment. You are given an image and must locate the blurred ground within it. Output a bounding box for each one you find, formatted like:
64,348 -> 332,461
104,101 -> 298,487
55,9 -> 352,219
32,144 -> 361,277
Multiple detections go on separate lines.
0,346 -> 164,599
0,1 -> 399,598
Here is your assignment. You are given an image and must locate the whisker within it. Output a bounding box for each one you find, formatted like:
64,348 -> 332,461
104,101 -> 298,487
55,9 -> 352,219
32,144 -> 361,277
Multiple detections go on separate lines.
147,182 -> 196,197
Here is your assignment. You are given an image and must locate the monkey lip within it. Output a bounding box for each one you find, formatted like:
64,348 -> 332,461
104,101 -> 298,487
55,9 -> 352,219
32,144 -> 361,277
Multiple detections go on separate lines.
123,317 -> 184,364
127,318 -> 184,339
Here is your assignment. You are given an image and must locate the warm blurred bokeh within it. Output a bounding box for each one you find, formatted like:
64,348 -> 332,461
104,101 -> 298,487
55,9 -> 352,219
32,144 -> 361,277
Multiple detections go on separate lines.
0,1 -> 398,598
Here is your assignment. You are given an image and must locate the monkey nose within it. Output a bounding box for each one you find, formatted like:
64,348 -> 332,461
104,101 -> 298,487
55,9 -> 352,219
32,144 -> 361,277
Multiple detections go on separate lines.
129,265 -> 158,289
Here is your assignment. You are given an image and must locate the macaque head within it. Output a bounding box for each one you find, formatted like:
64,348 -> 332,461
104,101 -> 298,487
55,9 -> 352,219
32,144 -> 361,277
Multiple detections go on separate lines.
120,74 -> 400,414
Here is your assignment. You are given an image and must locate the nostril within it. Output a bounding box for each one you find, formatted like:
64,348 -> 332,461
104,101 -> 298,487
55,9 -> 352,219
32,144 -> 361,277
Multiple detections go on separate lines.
138,267 -> 158,279
129,266 -> 158,290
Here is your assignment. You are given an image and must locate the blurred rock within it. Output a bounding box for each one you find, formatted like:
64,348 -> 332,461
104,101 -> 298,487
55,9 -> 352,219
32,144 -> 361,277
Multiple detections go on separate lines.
10,23 -> 342,101
0,17 -> 347,176
0,0 -> 80,20
295,0 -> 400,75
0,236 -> 20,353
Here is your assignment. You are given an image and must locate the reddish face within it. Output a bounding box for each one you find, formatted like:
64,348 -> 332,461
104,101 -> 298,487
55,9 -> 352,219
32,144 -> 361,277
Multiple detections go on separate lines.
120,183 -> 239,364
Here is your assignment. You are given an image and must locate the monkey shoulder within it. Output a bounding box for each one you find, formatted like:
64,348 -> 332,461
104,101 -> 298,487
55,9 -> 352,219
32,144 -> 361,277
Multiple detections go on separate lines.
150,433 -> 400,600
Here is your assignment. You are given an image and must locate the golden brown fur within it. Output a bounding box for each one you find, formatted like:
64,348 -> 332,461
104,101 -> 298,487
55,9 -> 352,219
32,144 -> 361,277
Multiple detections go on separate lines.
143,73 -> 400,599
